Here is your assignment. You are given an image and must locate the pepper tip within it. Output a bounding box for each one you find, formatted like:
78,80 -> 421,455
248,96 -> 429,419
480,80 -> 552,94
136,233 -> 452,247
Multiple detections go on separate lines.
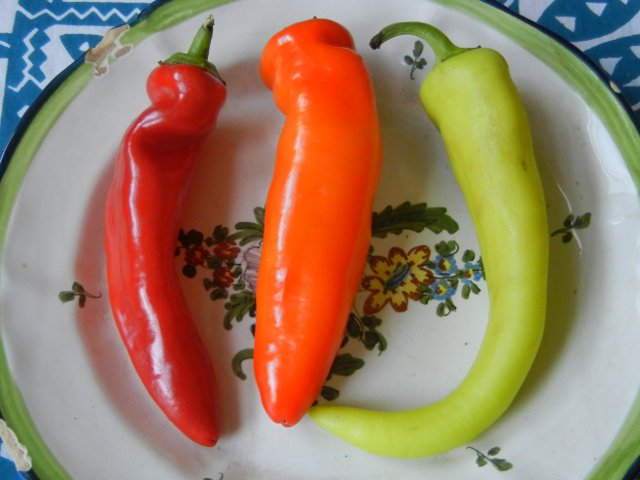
369,31 -> 383,50
204,14 -> 214,32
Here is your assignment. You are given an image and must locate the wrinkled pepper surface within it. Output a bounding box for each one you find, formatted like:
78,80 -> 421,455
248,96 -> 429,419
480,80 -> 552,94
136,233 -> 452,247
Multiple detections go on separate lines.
309,21 -> 549,457
254,18 -> 383,426
104,17 -> 226,446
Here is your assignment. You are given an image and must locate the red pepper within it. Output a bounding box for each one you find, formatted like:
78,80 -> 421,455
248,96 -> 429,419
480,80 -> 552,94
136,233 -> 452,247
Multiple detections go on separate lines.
104,17 -> 226,446
254,18 -> 382,426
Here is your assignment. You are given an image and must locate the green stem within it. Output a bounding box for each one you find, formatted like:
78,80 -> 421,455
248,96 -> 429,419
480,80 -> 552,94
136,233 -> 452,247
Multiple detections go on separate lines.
188,15 -> 214,60
370,21 -> 471,64
161,15 -> 224,83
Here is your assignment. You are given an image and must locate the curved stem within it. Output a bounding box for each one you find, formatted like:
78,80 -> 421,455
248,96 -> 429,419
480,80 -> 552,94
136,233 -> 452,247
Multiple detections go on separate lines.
370,21 -> 470,64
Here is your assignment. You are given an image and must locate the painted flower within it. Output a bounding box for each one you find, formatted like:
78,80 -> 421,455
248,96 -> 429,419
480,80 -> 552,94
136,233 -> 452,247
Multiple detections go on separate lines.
213,264 -> 235,289
434,254 -> 457,275
362,245 -> 434,314
242,244 -> 262,292
213,239 -> 241,260
431,278 -> 456,301
184,245 -> 210,266
461,262 -> 483,284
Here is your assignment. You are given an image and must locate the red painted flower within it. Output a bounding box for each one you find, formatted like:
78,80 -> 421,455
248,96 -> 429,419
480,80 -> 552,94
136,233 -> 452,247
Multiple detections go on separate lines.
362,245 -> 434,314
213,239 -> 241,260
184,245 -> 210,266
213,264 -> 235,288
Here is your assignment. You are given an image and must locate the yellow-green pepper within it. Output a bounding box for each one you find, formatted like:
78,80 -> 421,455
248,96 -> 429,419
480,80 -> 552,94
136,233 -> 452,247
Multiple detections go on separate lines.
308,21 -> 549,458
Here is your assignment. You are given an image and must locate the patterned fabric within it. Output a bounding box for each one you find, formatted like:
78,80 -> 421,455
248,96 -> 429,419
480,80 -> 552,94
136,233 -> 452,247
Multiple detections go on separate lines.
524,0 -> 640,112
0,0 -> 154,158
0,0 -> 638,478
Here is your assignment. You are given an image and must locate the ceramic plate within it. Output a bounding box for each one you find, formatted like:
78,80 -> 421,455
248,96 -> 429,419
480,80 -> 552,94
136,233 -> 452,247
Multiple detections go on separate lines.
1,0 -> 640,478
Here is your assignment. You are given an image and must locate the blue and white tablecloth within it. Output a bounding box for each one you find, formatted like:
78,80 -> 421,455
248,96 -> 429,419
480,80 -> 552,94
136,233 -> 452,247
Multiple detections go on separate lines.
0,0 -> 639,478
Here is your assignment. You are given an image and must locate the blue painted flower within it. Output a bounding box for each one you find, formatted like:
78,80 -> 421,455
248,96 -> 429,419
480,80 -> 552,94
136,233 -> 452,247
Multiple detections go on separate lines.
434,255 -> 457,276
461,262 -> 483,285
431,279 -> 456,301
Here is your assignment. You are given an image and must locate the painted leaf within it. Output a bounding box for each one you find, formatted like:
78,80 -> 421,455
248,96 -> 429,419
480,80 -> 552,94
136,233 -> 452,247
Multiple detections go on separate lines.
231,348 -> 254,380
492,458 -> 514,471
230,207 -> 265,245
223,291 -> 256,330
320,386 -> 340,401
329,354 -> 365,378
371,201 -> 459,238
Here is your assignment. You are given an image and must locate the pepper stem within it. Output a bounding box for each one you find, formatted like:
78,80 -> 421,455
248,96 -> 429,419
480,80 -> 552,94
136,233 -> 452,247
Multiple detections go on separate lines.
161,15 -> 225,84
370,21 -> 471,64
188,15 -> 214,60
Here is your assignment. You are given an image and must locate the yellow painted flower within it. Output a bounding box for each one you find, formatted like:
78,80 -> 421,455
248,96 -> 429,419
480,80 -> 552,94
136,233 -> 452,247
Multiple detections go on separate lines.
362,245 -> 434,314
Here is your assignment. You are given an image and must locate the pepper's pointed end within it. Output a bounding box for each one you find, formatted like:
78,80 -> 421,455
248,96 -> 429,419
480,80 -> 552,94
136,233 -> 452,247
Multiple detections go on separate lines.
369,31 -> 384,50
203,14 -> 215,32
195,435 -> 219,448
307,404 -> 345,433
182,423 -> 220,448
263,404 -> 305,428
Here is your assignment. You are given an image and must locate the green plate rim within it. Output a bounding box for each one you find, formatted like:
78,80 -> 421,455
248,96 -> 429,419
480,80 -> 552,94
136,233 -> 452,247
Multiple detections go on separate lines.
0,0 -> 638,478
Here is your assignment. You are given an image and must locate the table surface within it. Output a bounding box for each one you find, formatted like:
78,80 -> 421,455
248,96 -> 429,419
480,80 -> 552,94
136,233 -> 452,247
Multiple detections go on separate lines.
0,0 -> 639,478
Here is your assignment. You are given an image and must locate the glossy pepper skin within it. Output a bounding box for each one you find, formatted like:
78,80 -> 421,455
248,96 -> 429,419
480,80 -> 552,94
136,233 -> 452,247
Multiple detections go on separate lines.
104,18 -> 226,446
254,18 -> 382,427
309,22 -> 548,457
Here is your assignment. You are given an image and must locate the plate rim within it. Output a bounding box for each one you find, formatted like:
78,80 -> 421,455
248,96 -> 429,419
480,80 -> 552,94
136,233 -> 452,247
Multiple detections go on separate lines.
0,0 -> 639,478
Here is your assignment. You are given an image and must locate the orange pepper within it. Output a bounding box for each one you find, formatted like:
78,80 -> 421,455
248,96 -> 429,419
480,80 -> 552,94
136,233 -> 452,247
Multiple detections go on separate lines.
254,18 -> 382,426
